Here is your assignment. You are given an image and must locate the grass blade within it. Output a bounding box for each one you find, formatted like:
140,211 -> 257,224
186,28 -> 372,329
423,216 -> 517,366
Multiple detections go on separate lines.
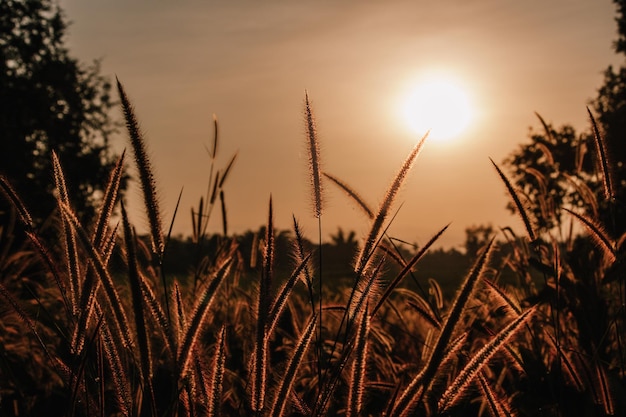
218,151 -> 239,189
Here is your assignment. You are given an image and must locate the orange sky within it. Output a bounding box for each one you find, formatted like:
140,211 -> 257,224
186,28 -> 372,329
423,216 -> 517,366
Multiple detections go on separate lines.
61,0 -> 621,250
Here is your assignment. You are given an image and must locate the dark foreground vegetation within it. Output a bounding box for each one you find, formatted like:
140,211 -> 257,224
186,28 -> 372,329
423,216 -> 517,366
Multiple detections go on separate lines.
0,79 -> 624,416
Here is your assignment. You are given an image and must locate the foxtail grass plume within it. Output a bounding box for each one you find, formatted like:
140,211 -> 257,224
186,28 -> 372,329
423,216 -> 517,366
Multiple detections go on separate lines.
490,158 -> 537,243
121,202 -> 156,415
208,325 -> 227,417
0,175 -> 34,230
93,150 -> 125,250
98,320 -> 133,417
477,372 -> 514,417
251,196 -> 275,412
116,78 -> 164,259
58,200 -> 134,349
323,172 -> 374,219
355,133 -> 428,275
587,107 -> 615,202
535,112 -> 556,157
177,251 -> 235,378
268,315 -> 317,417
564,208 -> 616,264
347,309 -> 370,417
438,307 -> 535,412
52,152 -> 79,314
304,91 -> 324,218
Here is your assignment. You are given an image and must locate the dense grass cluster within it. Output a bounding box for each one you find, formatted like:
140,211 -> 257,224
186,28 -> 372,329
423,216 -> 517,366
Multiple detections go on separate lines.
0,81 -> 624,416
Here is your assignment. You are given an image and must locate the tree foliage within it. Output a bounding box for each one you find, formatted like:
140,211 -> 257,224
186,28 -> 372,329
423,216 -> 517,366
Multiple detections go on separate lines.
503,0 -> 626,238
502,122 -> 598,234
0,0 -> 123,225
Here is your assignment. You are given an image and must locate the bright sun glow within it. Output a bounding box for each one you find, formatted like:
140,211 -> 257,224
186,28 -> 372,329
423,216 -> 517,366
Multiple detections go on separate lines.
401,76 -> 473,143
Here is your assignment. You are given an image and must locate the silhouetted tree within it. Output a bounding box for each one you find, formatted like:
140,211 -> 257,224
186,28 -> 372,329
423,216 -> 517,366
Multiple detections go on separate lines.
502,123 -> 598,234
464,224 -> 495,259
321,228 -> 359,283
591,0 -> 626,235
503,0 -> 626,237
0,0 -> 123,225
329,227 -> 357,247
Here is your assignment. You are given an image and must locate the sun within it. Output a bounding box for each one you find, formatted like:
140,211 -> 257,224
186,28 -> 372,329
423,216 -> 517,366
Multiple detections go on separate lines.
400,75 -> 473,143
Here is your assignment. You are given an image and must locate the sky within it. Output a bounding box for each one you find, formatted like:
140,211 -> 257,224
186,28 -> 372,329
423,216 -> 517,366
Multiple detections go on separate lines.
60,0 -> 622,250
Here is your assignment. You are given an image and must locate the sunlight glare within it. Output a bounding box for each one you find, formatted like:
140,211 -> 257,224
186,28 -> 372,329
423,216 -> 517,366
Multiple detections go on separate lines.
401,76 -> 473,143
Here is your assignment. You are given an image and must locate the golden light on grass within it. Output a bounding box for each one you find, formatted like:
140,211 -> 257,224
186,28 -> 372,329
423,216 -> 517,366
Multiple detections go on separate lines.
400,74 -> 473,143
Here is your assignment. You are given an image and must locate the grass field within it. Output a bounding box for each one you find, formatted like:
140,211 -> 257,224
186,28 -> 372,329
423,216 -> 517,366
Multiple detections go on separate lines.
0,81 -> 624,416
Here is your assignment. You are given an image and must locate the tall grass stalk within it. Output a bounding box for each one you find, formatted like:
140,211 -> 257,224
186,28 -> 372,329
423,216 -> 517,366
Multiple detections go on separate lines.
354,133 -> 427,275
304,91 -> 325,390
490,158 -> 537,243
116,78 -> 164,260
208,325 -> 227,417
52,152 -> 78,314
329,136 -> 428,363
98,317 -> 132,417
121,202 -> 156,415
304,91 -> 323,220
251,197 -> 274,413
0,176 -> 68,301
346,308 -> 370,417
587,107 -> 615,202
